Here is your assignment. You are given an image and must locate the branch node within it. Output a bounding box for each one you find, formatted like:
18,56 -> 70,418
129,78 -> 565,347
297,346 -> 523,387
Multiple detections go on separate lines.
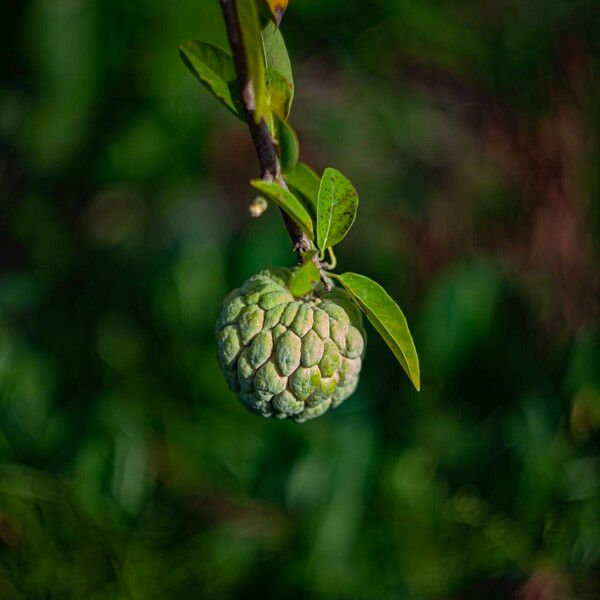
242,81 -> 255,111
321,274 -> 333,291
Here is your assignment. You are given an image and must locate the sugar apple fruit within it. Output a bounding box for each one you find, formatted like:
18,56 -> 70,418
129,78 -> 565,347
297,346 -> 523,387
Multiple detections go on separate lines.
216,268 -> 366,422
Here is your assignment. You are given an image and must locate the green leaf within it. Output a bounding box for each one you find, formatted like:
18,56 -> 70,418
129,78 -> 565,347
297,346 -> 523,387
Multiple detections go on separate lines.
236,0 -> 267,123
289,254 -> 320,297
266,69 -> 293,119
179,41 -> 245,120
284,162 -> 320,216
274,114 -> 299,172
250,180 -> 314,239
262,21 -> 294,103
316,167 -> 359,251
337,273 -> 420,391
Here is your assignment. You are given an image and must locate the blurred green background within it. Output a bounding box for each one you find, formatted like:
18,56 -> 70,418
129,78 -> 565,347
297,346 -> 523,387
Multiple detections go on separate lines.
1,0 -> 599,598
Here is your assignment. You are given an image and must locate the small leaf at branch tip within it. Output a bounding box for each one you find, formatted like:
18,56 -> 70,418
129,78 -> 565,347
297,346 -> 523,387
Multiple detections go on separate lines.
249,196 -> 268,217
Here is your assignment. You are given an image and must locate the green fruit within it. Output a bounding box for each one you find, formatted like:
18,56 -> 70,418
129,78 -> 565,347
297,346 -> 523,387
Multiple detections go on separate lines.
216,268 -> 365,422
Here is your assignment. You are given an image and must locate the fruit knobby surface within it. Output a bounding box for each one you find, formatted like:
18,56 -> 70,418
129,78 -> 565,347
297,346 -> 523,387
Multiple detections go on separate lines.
215,268 -> 366,422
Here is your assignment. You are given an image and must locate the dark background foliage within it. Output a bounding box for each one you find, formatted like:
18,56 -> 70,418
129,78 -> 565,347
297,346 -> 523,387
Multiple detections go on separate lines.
0,0 -> 599,598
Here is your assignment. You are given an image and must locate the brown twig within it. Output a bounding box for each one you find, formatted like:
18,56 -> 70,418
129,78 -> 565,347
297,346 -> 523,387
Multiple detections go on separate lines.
219,0 -> 332,290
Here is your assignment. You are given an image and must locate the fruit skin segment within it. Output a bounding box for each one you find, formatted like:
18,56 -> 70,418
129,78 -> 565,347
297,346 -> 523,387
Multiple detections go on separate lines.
215,268 -> 366,422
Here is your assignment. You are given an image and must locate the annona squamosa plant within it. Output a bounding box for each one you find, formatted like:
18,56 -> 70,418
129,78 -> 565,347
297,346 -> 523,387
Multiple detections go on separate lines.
216,268 -> 365,422
182,0 -> 420,421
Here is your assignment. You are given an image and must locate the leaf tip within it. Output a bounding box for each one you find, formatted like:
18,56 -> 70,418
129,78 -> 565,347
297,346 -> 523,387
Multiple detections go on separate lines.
412,357 -> 421,391
179,40 -> 195,56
